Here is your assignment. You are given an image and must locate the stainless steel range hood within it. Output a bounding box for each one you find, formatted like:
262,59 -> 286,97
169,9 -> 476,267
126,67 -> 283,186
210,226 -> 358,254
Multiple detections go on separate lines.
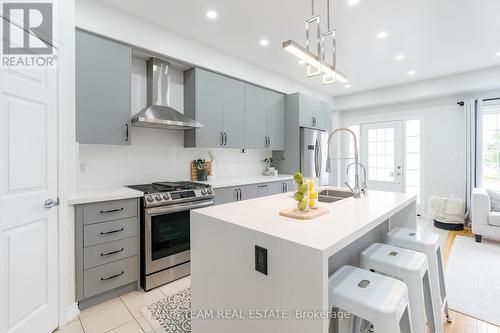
131,58 -> 202,130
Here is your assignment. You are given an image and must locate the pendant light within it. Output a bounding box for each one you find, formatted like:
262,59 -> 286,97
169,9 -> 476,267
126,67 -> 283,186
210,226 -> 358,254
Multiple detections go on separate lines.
282,0 -> 348,84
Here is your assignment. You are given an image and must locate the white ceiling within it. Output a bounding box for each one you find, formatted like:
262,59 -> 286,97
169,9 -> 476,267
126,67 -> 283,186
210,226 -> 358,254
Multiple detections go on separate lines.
95,0 -> 500,97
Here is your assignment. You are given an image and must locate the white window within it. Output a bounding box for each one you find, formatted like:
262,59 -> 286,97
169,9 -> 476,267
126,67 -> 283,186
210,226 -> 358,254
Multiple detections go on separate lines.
405,120 -> 421,203
482,103 -> 500,189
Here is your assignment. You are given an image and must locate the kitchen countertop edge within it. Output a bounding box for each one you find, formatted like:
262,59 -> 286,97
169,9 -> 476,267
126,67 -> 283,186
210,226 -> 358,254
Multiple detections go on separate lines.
68,187 -> 144,205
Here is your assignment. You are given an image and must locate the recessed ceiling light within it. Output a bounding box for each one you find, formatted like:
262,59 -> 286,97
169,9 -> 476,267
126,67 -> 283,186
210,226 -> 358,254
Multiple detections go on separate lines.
206,10 -> 217,20
259,39 -> 269,46
347,0 -> 360,5
395,54 -> 405,61
344,84 -> 351,88
298,60 -> 305,65
376,32 -> 388,39
408,70 -> 416,76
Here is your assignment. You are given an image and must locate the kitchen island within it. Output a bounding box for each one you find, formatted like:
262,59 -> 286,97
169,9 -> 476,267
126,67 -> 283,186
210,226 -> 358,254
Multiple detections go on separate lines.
191,188 -> 417,333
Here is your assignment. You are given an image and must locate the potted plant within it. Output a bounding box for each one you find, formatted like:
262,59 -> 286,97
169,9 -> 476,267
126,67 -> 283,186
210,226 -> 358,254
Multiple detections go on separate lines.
261,157 -> 275,175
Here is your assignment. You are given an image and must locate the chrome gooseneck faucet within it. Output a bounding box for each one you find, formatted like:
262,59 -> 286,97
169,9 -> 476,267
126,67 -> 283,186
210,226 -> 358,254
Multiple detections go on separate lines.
326,128 -> 366,198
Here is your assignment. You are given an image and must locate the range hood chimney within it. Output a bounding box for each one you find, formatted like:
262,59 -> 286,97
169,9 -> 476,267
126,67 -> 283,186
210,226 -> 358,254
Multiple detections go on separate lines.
131,58 -> 202,130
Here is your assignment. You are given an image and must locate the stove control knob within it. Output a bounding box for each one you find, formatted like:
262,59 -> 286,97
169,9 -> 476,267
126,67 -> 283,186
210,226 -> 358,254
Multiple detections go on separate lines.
146,195 -> 154,202
207,188 -> 213,194
162,193 -> 170,200
155,194 -> 162,201
201,189 -> 206,195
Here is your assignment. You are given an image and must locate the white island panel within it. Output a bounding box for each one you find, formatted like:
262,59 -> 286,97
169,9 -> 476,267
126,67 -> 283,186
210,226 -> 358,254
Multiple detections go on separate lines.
191,189 -> 416,333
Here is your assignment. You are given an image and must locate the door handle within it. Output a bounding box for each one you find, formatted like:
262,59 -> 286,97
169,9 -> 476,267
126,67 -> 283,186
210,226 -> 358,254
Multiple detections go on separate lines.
238,189 -> 242,201
44,198 -> 59,209
234,189 -> 239,201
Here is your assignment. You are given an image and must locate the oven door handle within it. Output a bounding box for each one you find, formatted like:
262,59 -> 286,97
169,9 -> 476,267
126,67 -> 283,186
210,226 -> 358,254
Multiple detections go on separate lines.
145,200 -> 214,215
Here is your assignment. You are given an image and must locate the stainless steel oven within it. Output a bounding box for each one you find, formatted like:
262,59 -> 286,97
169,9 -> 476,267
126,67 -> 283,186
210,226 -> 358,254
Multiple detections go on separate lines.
127,181 -> 214,291
142,198 -> 213,290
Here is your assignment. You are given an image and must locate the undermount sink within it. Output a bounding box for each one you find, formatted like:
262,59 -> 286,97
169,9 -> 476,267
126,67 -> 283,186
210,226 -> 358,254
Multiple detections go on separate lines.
318,189 -> 353,203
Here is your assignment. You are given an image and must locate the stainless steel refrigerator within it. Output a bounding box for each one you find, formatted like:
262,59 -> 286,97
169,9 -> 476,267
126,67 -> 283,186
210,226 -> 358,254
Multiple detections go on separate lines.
300,127 -> 329,186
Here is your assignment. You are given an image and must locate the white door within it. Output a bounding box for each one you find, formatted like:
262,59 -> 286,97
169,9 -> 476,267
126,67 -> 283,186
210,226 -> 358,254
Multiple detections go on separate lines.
361,121 -> 404,192
0,53 -> 59,333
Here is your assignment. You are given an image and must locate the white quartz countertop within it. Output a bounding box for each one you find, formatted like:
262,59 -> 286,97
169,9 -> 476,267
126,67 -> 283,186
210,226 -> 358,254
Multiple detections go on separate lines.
68,187 -> 144,205
199,175 -> 293,188
193,188 -> 416,255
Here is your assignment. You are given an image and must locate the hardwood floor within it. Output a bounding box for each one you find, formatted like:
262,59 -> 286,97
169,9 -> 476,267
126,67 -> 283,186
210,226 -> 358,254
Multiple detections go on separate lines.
440,228 -> 499,333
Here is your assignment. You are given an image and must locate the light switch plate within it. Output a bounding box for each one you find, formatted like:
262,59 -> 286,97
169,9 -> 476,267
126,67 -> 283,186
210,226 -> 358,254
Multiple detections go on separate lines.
255,245 -> 268,275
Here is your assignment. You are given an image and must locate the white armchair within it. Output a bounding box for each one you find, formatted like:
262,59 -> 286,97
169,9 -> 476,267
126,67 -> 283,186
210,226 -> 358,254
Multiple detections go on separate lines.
471,188 -> 500,242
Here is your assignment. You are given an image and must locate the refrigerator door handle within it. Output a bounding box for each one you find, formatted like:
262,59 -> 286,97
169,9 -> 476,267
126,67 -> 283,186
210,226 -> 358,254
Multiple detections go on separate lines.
317,138 -> 322,179
314,138 -> 320,178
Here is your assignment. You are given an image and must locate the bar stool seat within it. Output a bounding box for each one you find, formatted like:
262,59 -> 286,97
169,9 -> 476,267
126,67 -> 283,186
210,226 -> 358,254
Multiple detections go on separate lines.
361,243 -> 436,333
386,227 -> 450,333
329,265 -> 413,333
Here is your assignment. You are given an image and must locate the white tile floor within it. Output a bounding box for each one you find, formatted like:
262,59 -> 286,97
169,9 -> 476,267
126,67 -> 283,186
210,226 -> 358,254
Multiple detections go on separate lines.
56,276 -> 191,333
56,218 -> 445,333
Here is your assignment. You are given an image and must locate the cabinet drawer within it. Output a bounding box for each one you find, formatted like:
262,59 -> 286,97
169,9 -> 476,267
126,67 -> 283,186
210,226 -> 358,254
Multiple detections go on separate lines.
83,198 -> 137,225
83,256 -> 137,299
83,236 -> 137,269
84,217 -> 137,247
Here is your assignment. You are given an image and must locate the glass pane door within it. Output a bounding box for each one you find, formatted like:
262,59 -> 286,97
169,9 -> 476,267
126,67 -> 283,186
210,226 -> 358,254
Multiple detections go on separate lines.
361,121 -> 404,192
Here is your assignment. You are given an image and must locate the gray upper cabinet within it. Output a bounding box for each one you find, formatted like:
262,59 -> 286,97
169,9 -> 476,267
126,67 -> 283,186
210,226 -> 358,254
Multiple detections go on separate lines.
222,77 -> 245,148
76,30 -> 132,145
184,69 -> 224,148
184,68 -> 244,148
266,90 -> 286,150
244,84 -> 267,149
245,84 -> 285,150
298,93 -> 331,131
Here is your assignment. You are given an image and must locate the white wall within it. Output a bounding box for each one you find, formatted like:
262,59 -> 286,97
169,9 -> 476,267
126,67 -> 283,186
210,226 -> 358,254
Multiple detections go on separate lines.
340,96 -> 466,217
335,66 -> 500,111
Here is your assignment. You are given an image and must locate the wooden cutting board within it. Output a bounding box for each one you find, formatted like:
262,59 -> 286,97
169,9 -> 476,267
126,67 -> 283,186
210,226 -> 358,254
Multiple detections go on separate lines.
279,207 -> 330,220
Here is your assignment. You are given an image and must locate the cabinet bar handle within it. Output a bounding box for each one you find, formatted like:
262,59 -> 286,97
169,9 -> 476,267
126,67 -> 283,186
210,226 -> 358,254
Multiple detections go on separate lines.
125,124 -> 129,142
101,271 -> 124,281
220,132 -> 224,146
99,207 -> 124,214
100,227 -> 124,235
224,132 -> 228,146
100,248 -> 124,256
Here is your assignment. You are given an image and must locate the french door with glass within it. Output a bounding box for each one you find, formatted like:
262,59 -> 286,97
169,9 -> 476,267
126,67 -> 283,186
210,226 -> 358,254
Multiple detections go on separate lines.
361,121 -> 404,192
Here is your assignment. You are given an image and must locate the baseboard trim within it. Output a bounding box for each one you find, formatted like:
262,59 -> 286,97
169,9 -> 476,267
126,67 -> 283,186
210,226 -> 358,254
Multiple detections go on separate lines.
66,302 -> 80,323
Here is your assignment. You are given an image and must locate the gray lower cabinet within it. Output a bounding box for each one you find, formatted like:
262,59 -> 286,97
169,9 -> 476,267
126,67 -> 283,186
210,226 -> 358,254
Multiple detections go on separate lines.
184,68 -> 245,148
268,180 -> 294,195
213,180 -> 293,205
76,198 -> 139,309
213,185 -> 258,205
76,30 -> 132,145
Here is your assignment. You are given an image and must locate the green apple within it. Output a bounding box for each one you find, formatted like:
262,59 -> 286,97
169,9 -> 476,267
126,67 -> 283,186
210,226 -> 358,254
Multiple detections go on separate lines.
293,172 -> 304,184
294,191 -> 304,202
298,183 -> 308,194
297,200 -> 307,211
